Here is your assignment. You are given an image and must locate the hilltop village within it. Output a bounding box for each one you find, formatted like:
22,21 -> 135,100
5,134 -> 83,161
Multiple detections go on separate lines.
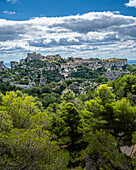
1,53 -> 136,169
0,52 -> 130,89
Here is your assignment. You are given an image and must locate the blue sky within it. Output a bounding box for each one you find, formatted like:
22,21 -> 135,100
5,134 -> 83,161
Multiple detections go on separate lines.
0,0 -> 136,20
0,0 -> 136,61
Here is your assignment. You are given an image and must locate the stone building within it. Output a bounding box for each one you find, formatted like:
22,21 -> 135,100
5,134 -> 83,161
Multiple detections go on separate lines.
20,59 -> 25,65
45,54 -> 61,61
101,59 -> 128,71
26,52 -> 46,62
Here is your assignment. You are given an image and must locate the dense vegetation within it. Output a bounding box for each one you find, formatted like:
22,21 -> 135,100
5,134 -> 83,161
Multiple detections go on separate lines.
1,71 -> 136,169
0,61 -> 136,169
71,66 -> 107,80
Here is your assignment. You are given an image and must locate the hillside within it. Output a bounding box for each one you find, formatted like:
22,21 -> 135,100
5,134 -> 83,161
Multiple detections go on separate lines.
0,52 -> 129,89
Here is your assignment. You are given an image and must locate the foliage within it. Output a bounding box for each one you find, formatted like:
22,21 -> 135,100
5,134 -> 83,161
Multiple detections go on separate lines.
114,98 -> 136,145
0,128 -> 69,170
84,84 -> 136,147
0,111 -> 13,132
83,131 -> 132,170
61,89 -> 76,102
60,103 -> 81,147
42,69 -> 63,83
1,70 -> 136,169
85,85 -> 116,134
0,91 -> 69,169
109,74 -> 136,99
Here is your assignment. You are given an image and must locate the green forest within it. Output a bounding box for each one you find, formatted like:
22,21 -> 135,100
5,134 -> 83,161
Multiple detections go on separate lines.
1,67 -> 136,169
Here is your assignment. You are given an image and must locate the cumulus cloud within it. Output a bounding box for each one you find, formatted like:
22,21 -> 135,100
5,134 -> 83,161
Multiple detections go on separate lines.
0,11 -> 136,60
3,11 -> 16,15
49,13 -> 134,33
29,37 -> 81,47
125,0 -> 136,7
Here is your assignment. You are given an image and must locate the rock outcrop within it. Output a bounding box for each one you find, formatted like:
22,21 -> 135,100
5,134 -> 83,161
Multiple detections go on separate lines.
0,61 -> 8,71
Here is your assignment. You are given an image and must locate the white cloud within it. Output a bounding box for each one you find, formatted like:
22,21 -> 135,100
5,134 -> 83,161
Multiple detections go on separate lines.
3,11 -> 16,15
0,11 -> 136,60
7,0 -> 18,4
125,0 -> 136,7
